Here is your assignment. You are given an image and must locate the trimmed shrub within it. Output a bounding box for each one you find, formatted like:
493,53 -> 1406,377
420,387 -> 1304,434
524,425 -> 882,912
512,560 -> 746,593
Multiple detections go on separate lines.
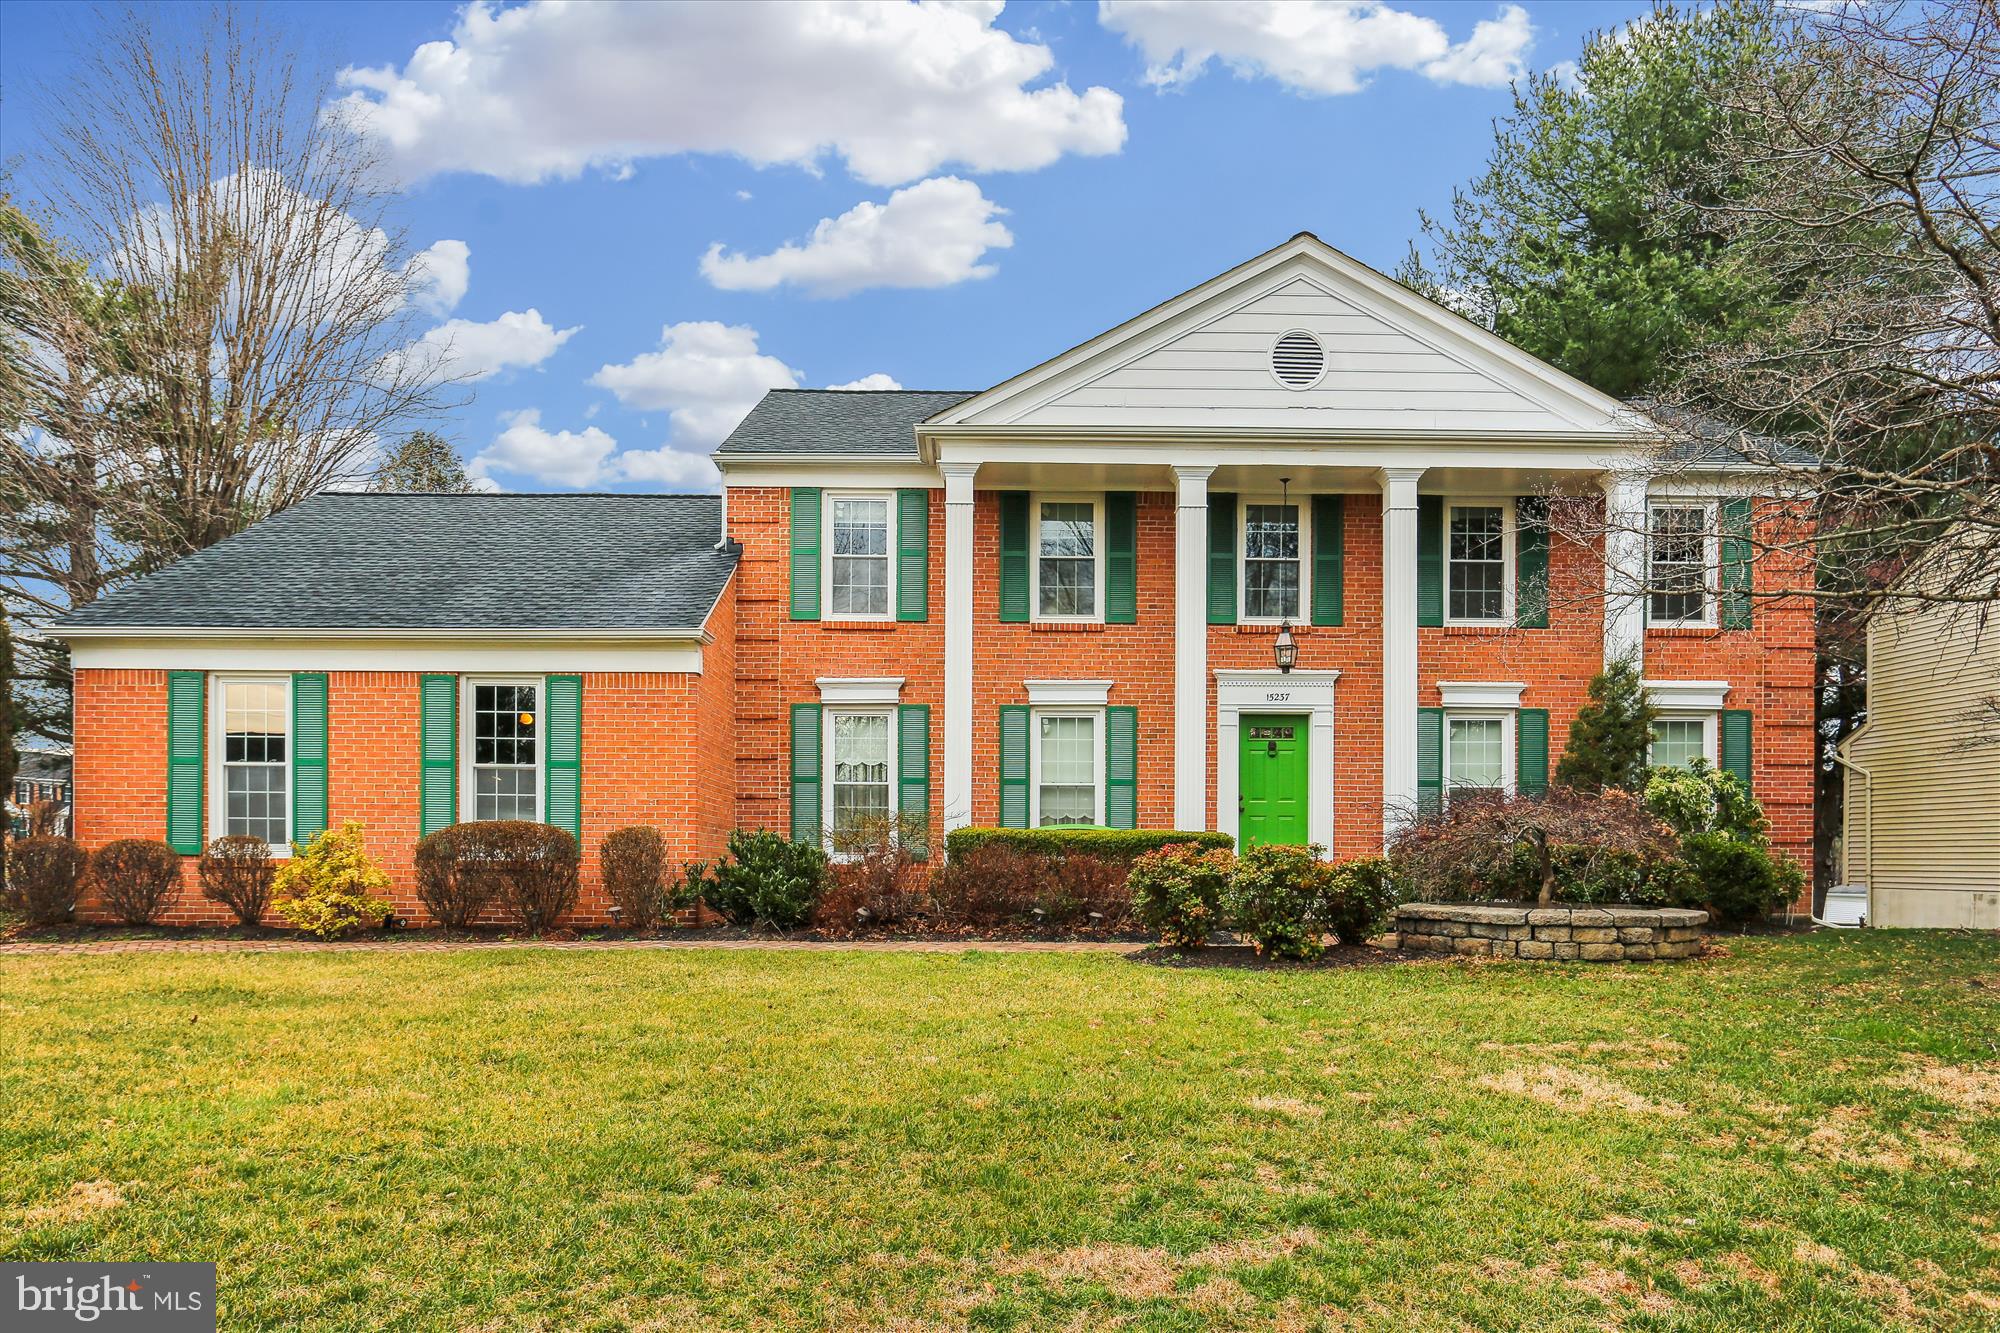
1323,856 -> 1402,945
89,838 -> 184,925
1129,842 -> 1234,949
10,836 -> 85,925
817,816 -> 928,932
1645,760 -> 1769,842
944,827 -> 1231,864
412,825 -> 494,929
702,829 -> 827,931
199,836 -> 275,926
273,821 -> 393,939
448,821 -> 580,934
1683,832 -> 1804,923
601,826 -> 676,931
1227,844 -> 1332,960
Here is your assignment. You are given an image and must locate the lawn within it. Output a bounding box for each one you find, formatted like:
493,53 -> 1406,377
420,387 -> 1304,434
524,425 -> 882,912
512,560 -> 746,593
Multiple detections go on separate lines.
2,935 -> 1997,1331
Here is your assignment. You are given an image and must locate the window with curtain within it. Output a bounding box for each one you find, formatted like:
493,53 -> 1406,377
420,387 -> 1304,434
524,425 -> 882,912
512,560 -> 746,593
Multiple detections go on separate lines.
1650,717 -> 1709,770
830,712 -> 893,837
1035,713 -> 1097,826
219,678 -> 289,845
1446,716 -> 1505,795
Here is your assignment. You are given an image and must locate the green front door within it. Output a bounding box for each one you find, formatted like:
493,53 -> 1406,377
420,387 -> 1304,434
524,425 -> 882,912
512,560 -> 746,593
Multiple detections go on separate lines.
1239,714 -> 1309,848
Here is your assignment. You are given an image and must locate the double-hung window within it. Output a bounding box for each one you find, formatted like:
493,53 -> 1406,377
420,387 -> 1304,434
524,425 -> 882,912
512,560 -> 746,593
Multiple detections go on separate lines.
827,710 -> 895,839
1033,712 -> 1102,826
1241,500 -> 1304,621
215,677 -> 290,847
1648,504 -> 1715,626
1650,715 -> 1714,770
1035,497 -> 1101,620
469,680 -> 540,822
827,493 -> 893,619
1445,714 -> 1511,802
1446,502 -> 1511,623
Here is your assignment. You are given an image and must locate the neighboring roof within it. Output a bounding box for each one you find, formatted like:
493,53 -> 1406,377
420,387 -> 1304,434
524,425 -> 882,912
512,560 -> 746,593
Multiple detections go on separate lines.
715,388 -> 977,458
54,492 -> 738,635
1627,399 -> 1821,468
16,752 -> 71,783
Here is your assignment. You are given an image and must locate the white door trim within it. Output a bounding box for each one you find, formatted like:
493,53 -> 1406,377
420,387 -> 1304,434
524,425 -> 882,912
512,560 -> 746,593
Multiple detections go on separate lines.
1215,668 -> 1339,855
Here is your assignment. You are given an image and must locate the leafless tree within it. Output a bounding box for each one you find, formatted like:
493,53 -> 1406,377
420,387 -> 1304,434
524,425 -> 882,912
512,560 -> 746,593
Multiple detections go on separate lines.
2,5 -> 457,741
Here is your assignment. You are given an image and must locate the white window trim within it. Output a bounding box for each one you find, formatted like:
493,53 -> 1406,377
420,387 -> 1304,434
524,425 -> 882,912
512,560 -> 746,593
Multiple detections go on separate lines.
816,677 -> 904,706
1645,500 -> 1721,629
1649,713 -> 1719,769
1443,710 -> 1516,802
1644,680 -> 1731,712
208,673 -> 293,857
1029,707 -> 1106,828
1443,497 -> 1516,627
1437,681 -> 1527,710
1236,494 -> 1312,625
822,490 -> 897,623
460,675 -> 546,825
822,706 -> 899,843
1030,492 -> 1106,624
1023,679 -> 1113,708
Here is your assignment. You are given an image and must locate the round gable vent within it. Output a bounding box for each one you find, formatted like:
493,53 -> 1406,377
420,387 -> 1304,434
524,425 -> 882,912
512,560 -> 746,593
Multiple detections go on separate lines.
1270,330 -> 1326,389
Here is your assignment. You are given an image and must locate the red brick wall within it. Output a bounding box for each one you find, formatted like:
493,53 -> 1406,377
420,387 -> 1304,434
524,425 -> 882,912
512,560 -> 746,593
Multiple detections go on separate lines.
71,654 -> 738,927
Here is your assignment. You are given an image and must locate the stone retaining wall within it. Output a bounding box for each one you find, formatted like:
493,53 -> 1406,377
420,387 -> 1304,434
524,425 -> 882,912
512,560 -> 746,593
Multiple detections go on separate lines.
1393,903 -> 1708,962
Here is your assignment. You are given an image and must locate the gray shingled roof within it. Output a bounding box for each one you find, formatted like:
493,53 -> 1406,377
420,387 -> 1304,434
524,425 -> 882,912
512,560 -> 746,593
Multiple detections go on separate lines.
716,388 -> 976,457
1626,399 -> 1821,468
55,492 -> 737,633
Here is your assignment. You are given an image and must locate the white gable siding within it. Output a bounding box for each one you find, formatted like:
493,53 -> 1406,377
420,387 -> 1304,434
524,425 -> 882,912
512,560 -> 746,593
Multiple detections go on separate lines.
1843,600 -> 2000,928
1010,277 -> 1584,433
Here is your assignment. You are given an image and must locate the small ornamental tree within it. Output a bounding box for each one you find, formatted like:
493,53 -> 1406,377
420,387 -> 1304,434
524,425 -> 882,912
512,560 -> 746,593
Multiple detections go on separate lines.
1555,657 -> 1658,793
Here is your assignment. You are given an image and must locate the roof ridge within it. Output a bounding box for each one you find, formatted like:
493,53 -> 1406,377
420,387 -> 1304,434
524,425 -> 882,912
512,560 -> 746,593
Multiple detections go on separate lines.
768,387 -> 980,395
317,490 -> 722,499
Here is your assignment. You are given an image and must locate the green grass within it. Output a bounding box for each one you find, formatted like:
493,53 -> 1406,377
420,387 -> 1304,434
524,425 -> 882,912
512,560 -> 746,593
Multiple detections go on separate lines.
2,934 -> 1997,1330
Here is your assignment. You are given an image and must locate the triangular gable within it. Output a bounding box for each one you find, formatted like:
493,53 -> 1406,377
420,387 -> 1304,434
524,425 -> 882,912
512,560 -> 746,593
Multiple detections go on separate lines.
932,234 -> 1638,436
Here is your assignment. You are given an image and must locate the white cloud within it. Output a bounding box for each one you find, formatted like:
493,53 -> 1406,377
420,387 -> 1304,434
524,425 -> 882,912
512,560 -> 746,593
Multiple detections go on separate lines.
406,238 -> 470,314
589,321 -> 800,447
332,1 -> 1126,186
1099,1 -> 1533,95
394,308 -> 580,382
700,177 -> 1012,297
469,409 -> 720,490
826,373 -> 903,391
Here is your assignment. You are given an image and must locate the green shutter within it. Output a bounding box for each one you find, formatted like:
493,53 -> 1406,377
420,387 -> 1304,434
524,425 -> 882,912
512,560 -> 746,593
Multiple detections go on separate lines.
898,704 -> 930,853
1517,708 -> 1549,796
166,671 -> 205,854
419,674 -> 457,837
291,672 -> 329,849
544,675 -> 582,837
1105,705 -> 1137,829
1516,496 -> 1549,629
1207,493 -> 1237,625
1417,496 -> 1443,628
1721,709 -> 1753,791
896,489 -> 929,622
1311,493 -> 1344,626
789,487 -> 821,621
998,705 -> 1029,828
1105,492 -> 1137,624
790,703 -> 823,842
1721,498 -> 1753,629
998,492 -> 1030,623
1416,706 -> 1444,819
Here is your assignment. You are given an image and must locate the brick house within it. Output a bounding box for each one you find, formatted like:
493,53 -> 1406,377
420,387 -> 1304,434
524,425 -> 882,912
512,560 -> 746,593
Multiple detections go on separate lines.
54,234 -> 1815,925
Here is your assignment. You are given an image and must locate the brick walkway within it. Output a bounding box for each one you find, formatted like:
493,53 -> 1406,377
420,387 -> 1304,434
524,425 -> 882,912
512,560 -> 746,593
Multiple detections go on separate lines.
0,934 -> 1141,958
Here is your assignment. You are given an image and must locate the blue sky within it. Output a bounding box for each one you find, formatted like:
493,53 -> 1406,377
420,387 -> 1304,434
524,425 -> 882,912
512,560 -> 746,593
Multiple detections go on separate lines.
0,0 -> 1652,491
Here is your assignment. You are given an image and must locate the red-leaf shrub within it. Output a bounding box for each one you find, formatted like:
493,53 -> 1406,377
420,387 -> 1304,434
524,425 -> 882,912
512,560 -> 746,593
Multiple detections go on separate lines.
817,816 -> 928,932
1226,844 -> 1334,959
1129,842 -> 1234,948
1391,787 -> 1687,907
199,836 -> 275,926
10,836 -> 85,924
90,838 -> 183,925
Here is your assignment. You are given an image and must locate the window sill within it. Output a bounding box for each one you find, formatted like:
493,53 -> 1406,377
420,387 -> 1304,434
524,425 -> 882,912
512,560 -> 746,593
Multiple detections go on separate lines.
819,619 -> 902,632
1439,623 -> 1517,637
1030,621 -> 1107,633
1231,623 -> 1318,636
1646,624 -> 1732,637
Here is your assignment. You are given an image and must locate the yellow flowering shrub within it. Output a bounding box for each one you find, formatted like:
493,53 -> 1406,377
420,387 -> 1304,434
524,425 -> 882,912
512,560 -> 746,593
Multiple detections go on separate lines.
272,820 -> 393,939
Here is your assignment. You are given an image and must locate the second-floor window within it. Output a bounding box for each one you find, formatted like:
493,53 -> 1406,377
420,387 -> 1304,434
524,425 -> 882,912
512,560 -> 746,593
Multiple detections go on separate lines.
1649,504 -> 1714,626
1242,501 -> 1302,621
1447,503 -> 1509,622
828,494 -> 892,618
1036,498 -> 1100,619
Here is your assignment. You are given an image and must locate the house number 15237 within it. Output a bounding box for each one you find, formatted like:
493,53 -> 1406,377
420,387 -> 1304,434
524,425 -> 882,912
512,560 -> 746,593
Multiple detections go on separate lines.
1264,692 -> 1290,702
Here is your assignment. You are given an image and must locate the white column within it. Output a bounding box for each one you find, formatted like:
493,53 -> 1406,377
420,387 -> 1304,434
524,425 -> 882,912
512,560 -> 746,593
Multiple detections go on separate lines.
1173,465 -> 1215,830
1379,467 -> 1423,844
1602,472 -> 1648,669
941,462 -> 978,832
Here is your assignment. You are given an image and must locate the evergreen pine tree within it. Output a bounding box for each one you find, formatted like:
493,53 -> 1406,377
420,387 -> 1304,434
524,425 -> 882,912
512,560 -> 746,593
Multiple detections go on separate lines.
1555,657 -> 1658,793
